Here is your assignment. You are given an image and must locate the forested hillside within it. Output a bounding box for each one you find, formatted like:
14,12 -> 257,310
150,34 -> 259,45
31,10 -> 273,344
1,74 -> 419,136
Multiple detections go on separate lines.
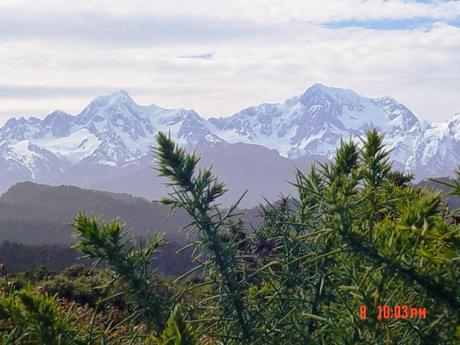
0,183 -> 195,275
0,241 -> 194,276
0,182 -> 190,245
0,182 -> 260,275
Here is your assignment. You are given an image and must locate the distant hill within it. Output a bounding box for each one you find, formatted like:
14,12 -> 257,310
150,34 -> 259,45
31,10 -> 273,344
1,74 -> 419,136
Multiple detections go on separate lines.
0,181 -> 261,246
0,182 -> 262,275
1,177 -> 457,248
0,241 -> 193,276
0,183 -> 200,275
0,182 -> 191,245
1,178 -> 458,275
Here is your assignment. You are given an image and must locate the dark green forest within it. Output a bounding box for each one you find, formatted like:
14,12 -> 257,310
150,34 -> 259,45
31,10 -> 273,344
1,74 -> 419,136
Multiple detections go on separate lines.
0,182 -> 192,245
1,130 -> 459,344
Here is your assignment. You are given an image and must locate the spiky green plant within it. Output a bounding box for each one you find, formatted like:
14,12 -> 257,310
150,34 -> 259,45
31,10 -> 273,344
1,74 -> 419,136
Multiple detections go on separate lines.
149,305 -> 198,345
154,132 -> 253,343
155,130 -> 460,344
0,290 -> 86,345
288,130 -> 460,343
72,214 -> 170,333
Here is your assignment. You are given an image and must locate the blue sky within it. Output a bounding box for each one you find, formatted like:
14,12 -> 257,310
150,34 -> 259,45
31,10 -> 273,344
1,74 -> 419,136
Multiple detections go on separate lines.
325,17 -> 460,30
0,0 -> 459,123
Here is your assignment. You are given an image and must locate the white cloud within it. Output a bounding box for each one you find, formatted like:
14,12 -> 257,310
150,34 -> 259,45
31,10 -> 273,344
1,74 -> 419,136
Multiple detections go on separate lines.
0,0 -> 458,124
2,0 -> 459,31
66,0 -> 460,23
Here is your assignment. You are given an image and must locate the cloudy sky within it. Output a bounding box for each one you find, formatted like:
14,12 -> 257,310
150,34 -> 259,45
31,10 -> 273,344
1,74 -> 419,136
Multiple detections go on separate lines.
0,0 -> 459,124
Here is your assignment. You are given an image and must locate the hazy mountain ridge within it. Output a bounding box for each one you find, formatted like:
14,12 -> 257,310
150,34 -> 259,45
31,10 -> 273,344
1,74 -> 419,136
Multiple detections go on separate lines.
0,181 -> 262,245
0,84 -> 459,206
0,181 -> 190,245
0,181 -> 197,275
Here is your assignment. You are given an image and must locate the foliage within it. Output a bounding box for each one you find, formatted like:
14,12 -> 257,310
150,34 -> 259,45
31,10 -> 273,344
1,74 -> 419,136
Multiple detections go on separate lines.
155,129 -> 460,344
155,131 -> 253,342
72,214 -> 172,333
40,265 -> 120,307
149,305 -> 198,345
0,290 -> 86,345
1,129 -> 459,344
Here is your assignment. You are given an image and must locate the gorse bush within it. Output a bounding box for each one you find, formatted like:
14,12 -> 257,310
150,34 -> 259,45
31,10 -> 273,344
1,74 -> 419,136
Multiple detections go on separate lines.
0,290 -> 86,345
1,129 -> 459,344
72,214 -> 173,333
154,130 -> 460,344
154,132 -> 252,342
149,305 -> 198,345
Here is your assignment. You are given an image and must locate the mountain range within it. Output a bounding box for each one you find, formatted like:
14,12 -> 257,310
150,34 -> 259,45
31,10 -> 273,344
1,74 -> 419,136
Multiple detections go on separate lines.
1,83 -> 458,207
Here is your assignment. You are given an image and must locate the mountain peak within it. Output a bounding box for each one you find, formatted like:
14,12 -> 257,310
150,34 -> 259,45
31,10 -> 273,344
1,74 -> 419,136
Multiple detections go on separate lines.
299,83 -> 361,105
43,110 -> 72,122
448,113 -> 460,127
110,90 -> 132,100
77,90 -> 140,123
308,83 -> 328,91
90,90 -> 136,107
301,83 -> 330,96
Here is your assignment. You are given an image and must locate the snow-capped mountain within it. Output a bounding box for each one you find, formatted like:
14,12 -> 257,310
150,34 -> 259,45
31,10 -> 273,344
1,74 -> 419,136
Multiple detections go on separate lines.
0,91 -> 206,165
0,84 -> 458,205
208,84 -> 422,159
0,91 -> 209,183
208,84 -> 458,178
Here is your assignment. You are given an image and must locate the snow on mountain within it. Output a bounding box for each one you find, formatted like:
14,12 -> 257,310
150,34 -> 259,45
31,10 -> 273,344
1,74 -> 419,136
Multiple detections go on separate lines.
72,90 -> 211,162
208,84 -> 422,159
0,84 -> 458,194
206,84 -> 460,179
0,90 -> 210,176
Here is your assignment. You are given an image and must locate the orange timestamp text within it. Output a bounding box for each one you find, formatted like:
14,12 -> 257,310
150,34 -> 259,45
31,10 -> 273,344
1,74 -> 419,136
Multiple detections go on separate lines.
359,305 -> 427,320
